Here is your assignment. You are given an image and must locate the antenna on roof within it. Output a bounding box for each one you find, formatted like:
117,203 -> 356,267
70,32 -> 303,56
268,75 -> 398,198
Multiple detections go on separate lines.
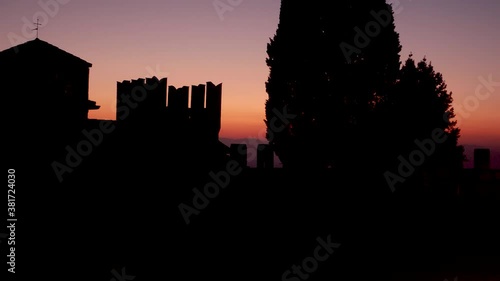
33,18 -> 42,39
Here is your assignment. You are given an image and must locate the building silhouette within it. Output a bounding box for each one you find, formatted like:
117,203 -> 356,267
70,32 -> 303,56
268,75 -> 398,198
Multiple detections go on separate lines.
1,38 -> 100,177
0,38 -> 238,179
230,144 -> 248,168
474,148 -> 491,170
1,38 -> 100,128
257,144 -> 274,168
113,76 -> 229,173
458,148 -> 500,198
116,78 -> 222,145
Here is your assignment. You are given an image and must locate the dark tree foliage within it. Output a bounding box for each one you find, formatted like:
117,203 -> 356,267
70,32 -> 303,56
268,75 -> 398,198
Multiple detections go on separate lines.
382,55 -> 465,193
265,0 -> 402,169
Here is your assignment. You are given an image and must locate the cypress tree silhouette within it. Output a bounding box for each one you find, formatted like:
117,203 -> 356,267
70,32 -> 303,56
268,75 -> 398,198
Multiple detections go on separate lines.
265,0 -> 402,169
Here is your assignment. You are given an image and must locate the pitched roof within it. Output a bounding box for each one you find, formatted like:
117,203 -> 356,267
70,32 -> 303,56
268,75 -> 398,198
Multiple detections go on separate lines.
0,38 -> 92,67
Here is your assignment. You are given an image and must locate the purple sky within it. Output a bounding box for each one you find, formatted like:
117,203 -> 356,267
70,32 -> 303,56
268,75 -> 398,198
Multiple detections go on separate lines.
1,0 -> 499,167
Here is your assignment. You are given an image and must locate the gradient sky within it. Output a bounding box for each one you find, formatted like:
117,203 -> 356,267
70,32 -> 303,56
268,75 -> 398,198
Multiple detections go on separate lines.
1,0 -> 499,153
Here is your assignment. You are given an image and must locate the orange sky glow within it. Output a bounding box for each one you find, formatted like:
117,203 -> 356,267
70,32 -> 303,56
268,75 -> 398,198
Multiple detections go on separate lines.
1,0 -> 499,152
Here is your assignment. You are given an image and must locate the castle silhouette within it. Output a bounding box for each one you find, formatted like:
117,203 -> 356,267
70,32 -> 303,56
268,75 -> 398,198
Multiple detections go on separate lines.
2,38 -> 495,188
2,38 -> 499,281
1,39 -> 275,183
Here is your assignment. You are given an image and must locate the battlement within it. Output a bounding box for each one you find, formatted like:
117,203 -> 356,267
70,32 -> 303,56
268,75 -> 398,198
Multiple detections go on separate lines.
116,76 -> 222,141
166,81 -> 222,112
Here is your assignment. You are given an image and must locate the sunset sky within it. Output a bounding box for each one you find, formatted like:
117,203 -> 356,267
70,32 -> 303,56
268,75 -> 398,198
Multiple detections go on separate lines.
2,0 -> 499,164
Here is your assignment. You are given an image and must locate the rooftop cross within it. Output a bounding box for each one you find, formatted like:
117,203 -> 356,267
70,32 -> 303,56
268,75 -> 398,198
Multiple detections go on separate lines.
33,18 -> 42,39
